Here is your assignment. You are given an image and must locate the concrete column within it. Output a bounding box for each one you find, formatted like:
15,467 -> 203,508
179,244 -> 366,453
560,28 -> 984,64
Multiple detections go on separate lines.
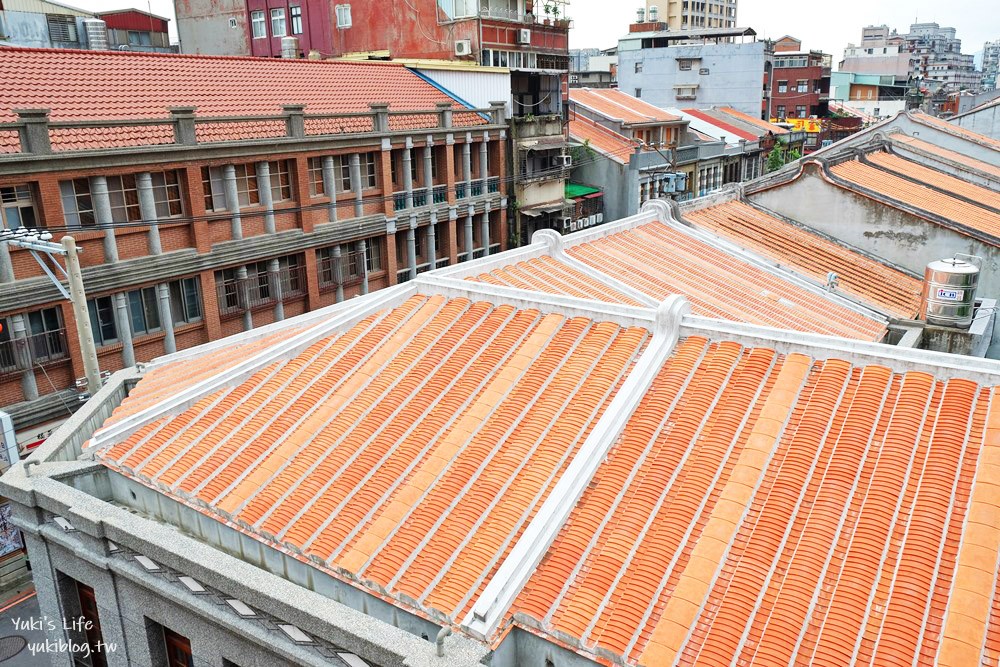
406,225 -> 417,281
268,258 -> 284,322
256,161 -> 276,234
356,239 -> 369,295
236,266 -> 252,331
332,245 -> 344,303
113,292 -> 135,367
423,143 -> 434,194
480,133 -> 489,192
223,164 -> 243,240
90,176 -> 118,263
10,314 -> 38,401
464,214 -> 474,260
156,283 -> 176,354
135,172 -> 162,255
480,212 -> 491,256
402,143 -> 414,209
0,244 -> 13,284
462,137 -> 472,196
427,213 -> 437,270
350,153 -> 364,218
322,155 -> 338,223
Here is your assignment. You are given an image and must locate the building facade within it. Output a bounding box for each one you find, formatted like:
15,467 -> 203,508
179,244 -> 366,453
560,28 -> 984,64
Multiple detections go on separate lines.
983,39 -> 1000,91
0,0 -> 172,52
768,37 -> 831,121
642,0 -> 737,31
0,50 -> 509,452
904,22 -> 979,92
617,26 -> 771,118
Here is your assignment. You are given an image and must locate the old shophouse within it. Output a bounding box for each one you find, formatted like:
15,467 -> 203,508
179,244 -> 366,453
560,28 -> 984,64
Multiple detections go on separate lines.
0,47 -> 508,444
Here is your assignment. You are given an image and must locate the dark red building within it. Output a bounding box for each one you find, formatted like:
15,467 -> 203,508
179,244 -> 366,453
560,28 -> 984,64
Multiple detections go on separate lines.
767,36 -> 832,122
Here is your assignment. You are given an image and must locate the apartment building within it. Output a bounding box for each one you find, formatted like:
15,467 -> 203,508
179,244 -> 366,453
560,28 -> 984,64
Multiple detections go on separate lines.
617,26 -> 771,118
0,48 -> 509,447
983,39 -> 1000,91
768,36 -> 831,120
642,0 -> 737,30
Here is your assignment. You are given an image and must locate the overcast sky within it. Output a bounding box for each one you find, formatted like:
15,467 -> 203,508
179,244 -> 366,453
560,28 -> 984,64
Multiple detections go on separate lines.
569,0 -> 994,62
73,0 -> 993,64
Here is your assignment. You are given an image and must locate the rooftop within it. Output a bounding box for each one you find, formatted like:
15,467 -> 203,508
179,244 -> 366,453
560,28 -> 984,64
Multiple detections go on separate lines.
567,113 -> 637,165
681,199 -> 923,319
0,47 -> 482,152
680,107 -> 788,142
569,88 -> 683,126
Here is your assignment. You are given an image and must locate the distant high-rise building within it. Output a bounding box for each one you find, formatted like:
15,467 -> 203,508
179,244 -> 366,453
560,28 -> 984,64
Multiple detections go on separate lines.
643,0 -> 736,31
982,40 -> 1000,91
905,22 -> 980,92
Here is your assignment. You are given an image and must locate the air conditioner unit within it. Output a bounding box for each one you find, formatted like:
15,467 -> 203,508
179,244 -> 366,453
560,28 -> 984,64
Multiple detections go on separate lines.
556,154 -> 572,167
517,28 -> 531,44
588,214 -> 597,227
454,39 -> 472,57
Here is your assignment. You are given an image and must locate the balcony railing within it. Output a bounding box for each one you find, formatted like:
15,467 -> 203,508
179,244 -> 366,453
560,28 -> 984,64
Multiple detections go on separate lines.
412,187 -> 428,207
471,181 -> 484,197
433,185 -> 448,204
217,265 -> 306,317
487,177 -> 501,193
393,191 -> 408,211
456,182 -> 468,199
0,328 -> 68,378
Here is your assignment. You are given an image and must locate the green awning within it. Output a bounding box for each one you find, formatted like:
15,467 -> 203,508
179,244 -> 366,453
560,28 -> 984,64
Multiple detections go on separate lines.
565,183 -> 601,199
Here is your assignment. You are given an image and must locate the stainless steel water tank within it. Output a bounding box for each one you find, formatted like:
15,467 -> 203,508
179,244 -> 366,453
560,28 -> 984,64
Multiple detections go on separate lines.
921,257 -> 980,328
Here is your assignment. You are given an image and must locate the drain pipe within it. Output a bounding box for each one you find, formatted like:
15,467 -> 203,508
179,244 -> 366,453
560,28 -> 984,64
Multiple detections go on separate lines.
436,626 -> 452,657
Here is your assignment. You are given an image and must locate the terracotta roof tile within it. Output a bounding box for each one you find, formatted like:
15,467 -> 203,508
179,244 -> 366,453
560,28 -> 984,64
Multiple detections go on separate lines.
0,47 -> 482,151
867,152 -> 1000,205
683,200 -> 923,318
568,114 -> 637,164
565,222 -> 888,340
570,88 -> 682,125
909,111 -> 1000,151
516,337 -> 994,666
97,295 -> 649,623
830,159 -> 1000,241
468,255 -> 645,305
890,135 -> 1000,180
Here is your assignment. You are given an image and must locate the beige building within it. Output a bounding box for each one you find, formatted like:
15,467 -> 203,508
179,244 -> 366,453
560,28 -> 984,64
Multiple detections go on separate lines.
643,0 -> 736,30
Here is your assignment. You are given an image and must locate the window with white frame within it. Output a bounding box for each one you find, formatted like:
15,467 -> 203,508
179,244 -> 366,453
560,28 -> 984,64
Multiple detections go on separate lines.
290,5 -> 303,34
201,164 -> 260,210
251,11 -> 266,38
307,157 -> 325,196
335,4 -> 352,28
270,8 -> 286,37
268,160 -> 292,202
1,185 -> 39,230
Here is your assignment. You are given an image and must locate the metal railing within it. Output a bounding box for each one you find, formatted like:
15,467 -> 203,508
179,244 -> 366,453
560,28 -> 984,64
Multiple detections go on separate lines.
456,183 -> 468,199
488,177 -> 501,193
471,181 -> 484,197
0,328 -> 68,377
216,265 -> 306,316
433,185 -> 448,204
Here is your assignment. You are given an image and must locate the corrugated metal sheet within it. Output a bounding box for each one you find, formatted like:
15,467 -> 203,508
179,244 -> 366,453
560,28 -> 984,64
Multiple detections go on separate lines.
414,68 -> 512,115
99,10 -> 168,33
0,0 -> 92,16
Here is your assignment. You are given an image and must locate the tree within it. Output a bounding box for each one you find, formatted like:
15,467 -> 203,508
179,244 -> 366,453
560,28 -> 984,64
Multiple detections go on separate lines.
765,148 -> 785,173
786,148 -> 802,162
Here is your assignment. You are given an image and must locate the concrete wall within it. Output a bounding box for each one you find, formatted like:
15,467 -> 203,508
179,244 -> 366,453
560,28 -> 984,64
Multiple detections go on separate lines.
748,171 -> 1000,337
617,40 -> 767,116
952,103 -> 1000,140
570,154 -> 634,222
174,0 -> 250,55
0,11 -> 90,48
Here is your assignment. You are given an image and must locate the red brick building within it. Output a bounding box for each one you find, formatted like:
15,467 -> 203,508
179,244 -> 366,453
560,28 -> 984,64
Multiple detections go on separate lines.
768,36 -> 832,122
0,48 -> 508,443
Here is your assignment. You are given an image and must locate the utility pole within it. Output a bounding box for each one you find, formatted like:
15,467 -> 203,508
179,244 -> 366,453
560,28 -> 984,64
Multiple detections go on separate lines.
62,237 -> 102,395
0,229 -> 103,396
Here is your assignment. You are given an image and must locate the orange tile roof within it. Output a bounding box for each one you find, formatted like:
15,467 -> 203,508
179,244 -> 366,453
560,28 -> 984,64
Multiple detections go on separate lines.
715,106 -> 790,134
683,200 -> 924,318
890,135 -> 1000,180
568,114 -> 637,164
867,152 -> 1000,204
565,222 -> 888,340
830,159 -> 1000,241
516,336 -> 995,666
98,294 -> 650,621
909,111 -> 1000,151
468,255 -> 645,305
570,88 -> 682,125
0,47 -> 482,153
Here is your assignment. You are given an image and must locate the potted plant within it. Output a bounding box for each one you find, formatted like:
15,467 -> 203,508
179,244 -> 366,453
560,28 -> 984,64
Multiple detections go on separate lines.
542,4 -> 552,25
